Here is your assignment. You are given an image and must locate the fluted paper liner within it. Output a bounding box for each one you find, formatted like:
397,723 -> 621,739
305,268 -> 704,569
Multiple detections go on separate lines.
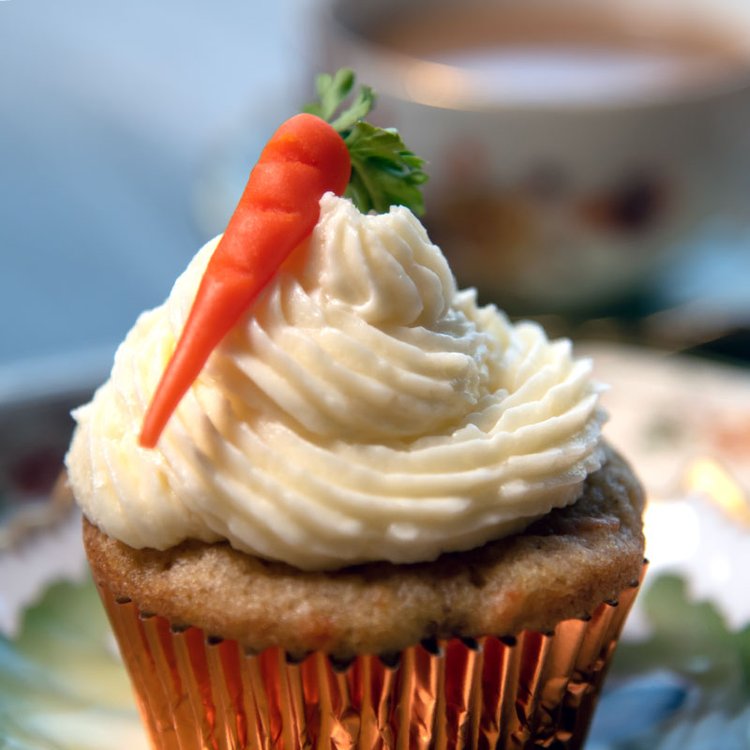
95,569 -> 643,750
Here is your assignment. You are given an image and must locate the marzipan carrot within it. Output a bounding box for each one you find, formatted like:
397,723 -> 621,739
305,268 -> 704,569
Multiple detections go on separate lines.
139,113 -> 351,448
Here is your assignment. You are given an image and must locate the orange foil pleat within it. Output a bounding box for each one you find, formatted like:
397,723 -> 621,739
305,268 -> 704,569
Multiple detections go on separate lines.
96,573 -> 642,750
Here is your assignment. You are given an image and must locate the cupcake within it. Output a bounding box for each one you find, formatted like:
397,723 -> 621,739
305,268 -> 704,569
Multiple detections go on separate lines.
66,71 -> 645,749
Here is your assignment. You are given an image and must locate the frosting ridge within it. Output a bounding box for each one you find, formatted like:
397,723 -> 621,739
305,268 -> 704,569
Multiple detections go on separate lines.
66,194 -> 605,570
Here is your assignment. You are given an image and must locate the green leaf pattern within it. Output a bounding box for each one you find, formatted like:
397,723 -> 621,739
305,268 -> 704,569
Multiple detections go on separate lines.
0,578 -> 144,749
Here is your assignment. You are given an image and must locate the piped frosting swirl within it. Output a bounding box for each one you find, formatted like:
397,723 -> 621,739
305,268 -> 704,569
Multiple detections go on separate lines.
66,194 -> 605,570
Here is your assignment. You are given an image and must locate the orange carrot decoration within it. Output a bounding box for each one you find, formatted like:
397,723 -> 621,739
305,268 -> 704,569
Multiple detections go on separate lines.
139,70 -> 427,448
139,113 -> 350,448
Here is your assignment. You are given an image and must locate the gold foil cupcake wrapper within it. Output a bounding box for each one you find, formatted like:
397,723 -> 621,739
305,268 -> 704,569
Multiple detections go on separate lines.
96,569 -> 643,750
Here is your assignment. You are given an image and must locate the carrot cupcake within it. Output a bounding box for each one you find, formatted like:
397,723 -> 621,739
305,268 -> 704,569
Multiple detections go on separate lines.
66,70 -> 645,750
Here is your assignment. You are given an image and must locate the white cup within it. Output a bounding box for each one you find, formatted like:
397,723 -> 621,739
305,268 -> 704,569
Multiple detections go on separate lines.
315,0 -> 750,313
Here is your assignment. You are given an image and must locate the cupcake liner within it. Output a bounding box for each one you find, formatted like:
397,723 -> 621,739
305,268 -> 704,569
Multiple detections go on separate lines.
95,566 -> 644,750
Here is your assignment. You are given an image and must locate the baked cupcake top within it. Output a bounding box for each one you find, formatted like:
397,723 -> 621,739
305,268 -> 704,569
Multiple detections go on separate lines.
81,442 -> 644,657
67,193 -> 606,570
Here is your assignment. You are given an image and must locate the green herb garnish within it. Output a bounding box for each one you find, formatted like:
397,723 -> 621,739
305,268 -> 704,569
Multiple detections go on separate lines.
303,68 -> 428,216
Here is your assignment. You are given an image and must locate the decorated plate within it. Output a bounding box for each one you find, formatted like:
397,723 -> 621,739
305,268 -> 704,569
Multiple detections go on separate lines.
1,345 -> 749,748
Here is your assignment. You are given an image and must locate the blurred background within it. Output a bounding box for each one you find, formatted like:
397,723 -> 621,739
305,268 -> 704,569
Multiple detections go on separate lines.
0,0 -> 309,382
2,2 -> 750,745
2,0 -> 750,384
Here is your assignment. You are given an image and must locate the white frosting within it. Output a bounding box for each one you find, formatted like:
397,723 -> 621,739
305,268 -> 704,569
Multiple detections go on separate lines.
66,194 -> 606,570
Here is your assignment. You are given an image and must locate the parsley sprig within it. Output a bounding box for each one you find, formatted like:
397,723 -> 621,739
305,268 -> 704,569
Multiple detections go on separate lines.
303,69 -> 428,216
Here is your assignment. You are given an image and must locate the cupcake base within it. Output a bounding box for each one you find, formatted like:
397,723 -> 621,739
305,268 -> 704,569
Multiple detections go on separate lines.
96,568 -> 643,750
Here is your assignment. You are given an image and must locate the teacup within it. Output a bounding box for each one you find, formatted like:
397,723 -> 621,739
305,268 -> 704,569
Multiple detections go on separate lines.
313,0 -> 750,314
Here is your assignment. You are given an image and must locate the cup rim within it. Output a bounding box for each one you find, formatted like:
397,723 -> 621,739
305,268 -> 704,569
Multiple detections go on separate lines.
322,0 -> 750,112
